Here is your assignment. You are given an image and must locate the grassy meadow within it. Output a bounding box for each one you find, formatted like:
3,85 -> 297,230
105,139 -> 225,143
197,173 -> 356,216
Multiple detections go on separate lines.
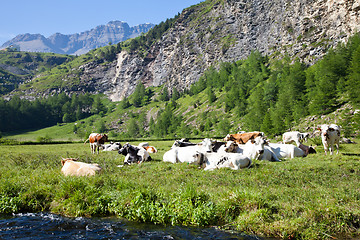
0,139 -> 359,240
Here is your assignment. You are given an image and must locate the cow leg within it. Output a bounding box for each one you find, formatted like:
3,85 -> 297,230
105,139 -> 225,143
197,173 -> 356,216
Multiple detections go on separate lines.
335,141 -> 339,155
91,144 -> 95,154
323,143 -> 328,155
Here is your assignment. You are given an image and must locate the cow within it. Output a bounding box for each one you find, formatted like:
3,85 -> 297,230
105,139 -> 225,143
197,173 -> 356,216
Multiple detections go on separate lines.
223,132 -> 264,144
191,151 -> 252,170
298,143 -> 317,156
282,131 -> 310,147
223,136 -> 268,159
189,136 -> 268,170
171,139 -> 197,148
61,158 -> 102,177
163,138 -> 214,164
138,142 -> 150,147
144,146 -> 158,153
261,143 -> 306,160
102,142 -> 122,151
137,143 -> 158,153
84,133 -> 108,154
211,140 -> 226,152
318,124 -> 341,155
118,143 -> 151,165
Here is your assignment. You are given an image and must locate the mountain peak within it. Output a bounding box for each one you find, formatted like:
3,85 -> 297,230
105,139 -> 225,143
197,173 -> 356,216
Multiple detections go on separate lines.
1,21 -> 154,55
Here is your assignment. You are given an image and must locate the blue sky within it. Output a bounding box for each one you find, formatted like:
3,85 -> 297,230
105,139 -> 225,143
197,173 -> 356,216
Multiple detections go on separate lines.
0,0 -> 203,45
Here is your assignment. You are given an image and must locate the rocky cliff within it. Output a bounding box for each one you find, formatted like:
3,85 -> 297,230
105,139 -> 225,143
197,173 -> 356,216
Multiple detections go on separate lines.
9,0 -> 360,101
89,0 -> 359,101
1,21 -> 154,55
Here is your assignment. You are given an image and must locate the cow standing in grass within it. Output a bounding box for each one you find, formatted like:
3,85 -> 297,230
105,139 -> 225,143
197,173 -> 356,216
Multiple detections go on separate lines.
318,124 -> 341,155
84,133 -> 108,154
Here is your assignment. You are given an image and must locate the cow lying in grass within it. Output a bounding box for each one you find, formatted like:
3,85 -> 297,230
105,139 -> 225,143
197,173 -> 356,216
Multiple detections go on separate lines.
189,136 -> 268,170
61,158 -> 102,177
102,142 -> 122,151
138,142 -> 158,153
163,138 -> 214,164
282,131 -> 310,147
118,143 -> 151,165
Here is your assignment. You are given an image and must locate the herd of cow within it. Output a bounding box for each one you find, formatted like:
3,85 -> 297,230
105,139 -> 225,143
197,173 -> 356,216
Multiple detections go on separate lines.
61,124 -> 341,176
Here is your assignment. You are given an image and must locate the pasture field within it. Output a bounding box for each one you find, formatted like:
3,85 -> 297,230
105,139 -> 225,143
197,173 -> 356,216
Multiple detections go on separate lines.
0,140 -> 359,240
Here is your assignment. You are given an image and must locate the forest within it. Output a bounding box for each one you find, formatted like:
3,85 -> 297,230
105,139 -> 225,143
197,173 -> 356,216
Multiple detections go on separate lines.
0,33 -> 359,139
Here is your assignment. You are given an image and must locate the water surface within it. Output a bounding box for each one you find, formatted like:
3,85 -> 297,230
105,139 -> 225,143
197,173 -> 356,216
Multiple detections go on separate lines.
0,212 -> 266,239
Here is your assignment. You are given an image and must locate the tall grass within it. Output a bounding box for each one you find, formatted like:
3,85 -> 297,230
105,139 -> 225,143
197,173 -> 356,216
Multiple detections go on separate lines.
0,141 -> 359,239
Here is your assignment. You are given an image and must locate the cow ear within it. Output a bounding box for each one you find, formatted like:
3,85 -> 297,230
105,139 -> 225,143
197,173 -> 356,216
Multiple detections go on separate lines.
61,159 -> 65,166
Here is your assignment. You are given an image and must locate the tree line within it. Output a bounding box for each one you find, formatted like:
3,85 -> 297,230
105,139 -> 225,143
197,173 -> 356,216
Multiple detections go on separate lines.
120,33 -> 360,138
1,33 -> 359,139
0,93 -> 108,132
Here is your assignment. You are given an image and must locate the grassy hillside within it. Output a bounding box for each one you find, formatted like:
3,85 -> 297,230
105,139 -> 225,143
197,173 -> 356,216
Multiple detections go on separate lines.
0,49 -> 74,95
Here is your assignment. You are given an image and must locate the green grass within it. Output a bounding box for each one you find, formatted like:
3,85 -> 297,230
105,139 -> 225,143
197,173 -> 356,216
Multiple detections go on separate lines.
0,140 -> 359,239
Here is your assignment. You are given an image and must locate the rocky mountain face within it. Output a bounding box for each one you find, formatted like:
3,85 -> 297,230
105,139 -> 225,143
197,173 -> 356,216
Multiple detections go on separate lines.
9,0 -> 360,101
69,0 -> 360,101
1,21 -> 154,55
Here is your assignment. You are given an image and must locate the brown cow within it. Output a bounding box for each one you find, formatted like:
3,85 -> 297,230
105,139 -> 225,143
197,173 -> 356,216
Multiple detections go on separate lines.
84,133 -> 108,154
61,158 -> 102,176
144,146 -> 158,153
223,132 -> 264,144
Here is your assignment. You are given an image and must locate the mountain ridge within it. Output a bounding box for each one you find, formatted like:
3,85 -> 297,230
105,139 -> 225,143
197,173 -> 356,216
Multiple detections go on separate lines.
3,0 -> 360,102
1,21 -> 154,55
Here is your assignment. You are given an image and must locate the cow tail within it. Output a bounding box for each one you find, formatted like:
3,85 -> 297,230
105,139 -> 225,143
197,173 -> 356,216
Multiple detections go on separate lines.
84,138 -> 89,145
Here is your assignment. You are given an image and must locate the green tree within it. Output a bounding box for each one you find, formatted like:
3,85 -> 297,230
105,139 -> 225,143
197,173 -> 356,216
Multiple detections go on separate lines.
206,87 -> 216,103
97,120 -> 106,133
132,82 -> 146,107
91,95 -> 107,115
171,87 -> 180,100
159,86 -> 170,101
127,118 -> 139,137
347,45 -> 360,103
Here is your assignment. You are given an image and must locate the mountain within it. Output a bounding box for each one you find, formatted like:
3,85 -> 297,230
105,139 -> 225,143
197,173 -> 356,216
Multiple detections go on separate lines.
1,21 -> 154,55
4,0 -> 360,101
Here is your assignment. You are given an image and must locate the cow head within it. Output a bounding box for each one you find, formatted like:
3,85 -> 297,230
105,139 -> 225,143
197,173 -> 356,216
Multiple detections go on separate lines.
244,136 -> 266,160
61,158 -> 78,166
190,151 -> 206,168
99,134 -> 108,143
200,138 -> 214,153
223,134 -> 231,142
223,141 -> 238,153
118,143 -> 131,156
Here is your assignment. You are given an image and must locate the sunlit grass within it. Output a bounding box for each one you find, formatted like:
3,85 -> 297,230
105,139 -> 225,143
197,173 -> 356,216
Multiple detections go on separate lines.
0,140 -> 359,239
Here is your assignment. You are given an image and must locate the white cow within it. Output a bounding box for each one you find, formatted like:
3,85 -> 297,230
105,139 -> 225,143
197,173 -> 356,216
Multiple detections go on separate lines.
61,158 -> 102,177
191,151 -> 252,170
224,136 -> 268,160
318,124 -> 341,155
190,136 -> 268,170
282,131 -> 309,147
261,143 -> 305,160
163,138 -> 214,164
102,142 -> 121,151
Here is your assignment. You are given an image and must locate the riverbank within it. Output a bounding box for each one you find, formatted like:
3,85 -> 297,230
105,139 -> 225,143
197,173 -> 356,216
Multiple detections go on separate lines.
0,141 -> 359,239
